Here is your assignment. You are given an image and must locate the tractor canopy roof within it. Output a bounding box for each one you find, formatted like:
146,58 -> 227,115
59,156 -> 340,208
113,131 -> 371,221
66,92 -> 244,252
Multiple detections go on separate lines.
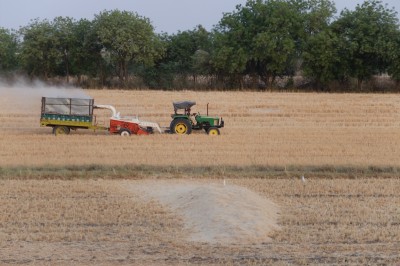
173,101 -> 196,111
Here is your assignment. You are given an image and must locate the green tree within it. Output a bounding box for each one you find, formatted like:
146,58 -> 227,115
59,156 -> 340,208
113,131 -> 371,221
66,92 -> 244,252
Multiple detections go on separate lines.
165,25 -> 212,87
212,22 -> 248,89
0,27 -> 19,72
52,17 -> 75,81
213,2 -> 256,89
213,0 -> 305,89
93,10 -> 163,84
332,0 -> 399,90
387,31 -> 400,88
69,19 -> 105,84
19,17 -> 77,80
135,33 -> 172,89
291,0 -> 336,35
250,0 -> 301,88
192,49 -> 212,77
302,29 -> 345,89
139,26 -> 213,89
19,19 -> 60,78
299,0 -> 340,89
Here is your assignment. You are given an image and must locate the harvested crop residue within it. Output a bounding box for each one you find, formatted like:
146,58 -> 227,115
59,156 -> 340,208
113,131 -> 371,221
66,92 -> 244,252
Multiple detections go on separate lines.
124,179 -> 280,244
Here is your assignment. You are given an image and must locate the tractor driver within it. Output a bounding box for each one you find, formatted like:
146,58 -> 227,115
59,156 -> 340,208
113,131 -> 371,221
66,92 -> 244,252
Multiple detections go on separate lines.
185,107 -> 191,116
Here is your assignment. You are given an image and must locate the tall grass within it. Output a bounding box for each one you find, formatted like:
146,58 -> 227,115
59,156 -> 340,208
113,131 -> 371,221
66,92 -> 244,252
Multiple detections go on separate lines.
1,164 -> 400,180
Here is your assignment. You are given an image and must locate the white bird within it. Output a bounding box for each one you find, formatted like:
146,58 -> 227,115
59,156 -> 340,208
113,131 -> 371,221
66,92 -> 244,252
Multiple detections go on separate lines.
301,175 -> 306,183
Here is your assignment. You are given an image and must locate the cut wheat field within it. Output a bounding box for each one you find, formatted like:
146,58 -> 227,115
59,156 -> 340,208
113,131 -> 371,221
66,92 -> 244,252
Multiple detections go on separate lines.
1,89 -> 400,168
0,88 -> 400,265
0,178 -> 398,265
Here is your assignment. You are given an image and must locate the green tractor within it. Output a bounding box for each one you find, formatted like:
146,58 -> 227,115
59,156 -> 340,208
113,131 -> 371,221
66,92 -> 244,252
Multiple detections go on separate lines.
170,101 -> 224,135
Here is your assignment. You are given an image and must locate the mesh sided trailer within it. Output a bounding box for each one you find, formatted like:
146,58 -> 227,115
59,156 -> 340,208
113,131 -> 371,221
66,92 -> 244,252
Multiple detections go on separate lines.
40,97 -> 100,134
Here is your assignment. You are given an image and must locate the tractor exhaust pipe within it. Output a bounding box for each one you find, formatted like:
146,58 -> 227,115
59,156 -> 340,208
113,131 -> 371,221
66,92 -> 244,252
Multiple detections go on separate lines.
207,103 -> 209,116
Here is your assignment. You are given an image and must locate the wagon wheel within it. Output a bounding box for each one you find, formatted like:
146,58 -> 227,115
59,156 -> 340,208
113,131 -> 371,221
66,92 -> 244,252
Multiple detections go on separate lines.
171,118 -> 192,135
207,127 -> 220,135
53,126 -> 70,136
119,129 -> 131,136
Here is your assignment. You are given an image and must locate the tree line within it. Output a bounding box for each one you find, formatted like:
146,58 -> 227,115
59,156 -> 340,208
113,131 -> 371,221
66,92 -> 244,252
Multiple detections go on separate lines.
1,0 -> 400,91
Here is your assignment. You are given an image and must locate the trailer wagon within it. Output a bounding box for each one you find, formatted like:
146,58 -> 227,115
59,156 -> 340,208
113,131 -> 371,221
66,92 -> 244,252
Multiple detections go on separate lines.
40,97 -> 106,135
40,97 -> 162,136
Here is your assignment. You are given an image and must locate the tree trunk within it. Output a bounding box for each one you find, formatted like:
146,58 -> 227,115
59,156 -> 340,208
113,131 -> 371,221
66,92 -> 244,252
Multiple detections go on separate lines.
123,61 -> 128,83
271,76 -> 276,90
118,60 -> 124,82
396,80 -> 400,91
251,73 -> 258,90
260,73 -> 271,90
64,51 -> 69,83
357,78 -> 363,91
193,74 -> 197,89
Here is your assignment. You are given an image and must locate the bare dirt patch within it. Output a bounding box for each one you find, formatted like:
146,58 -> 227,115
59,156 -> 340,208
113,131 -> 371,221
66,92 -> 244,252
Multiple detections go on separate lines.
124,179 -> 280,244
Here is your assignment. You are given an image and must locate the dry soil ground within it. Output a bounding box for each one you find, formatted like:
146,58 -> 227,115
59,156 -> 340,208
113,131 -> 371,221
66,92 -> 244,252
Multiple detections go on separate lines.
0,87 -> 399,265
0,179 -> 398,265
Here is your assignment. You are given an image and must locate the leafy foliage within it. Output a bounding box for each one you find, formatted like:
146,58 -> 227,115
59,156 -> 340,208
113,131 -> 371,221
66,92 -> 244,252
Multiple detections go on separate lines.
19,19 -> 61,78
0,28 -> 18,72
69,19 -> 103,79
387,31 -> 400,84
302,29 -> 343,89
3,1 -> 400,91
332,0 -> 399,89
213,0 -> 334,89
93,10 -> 164,83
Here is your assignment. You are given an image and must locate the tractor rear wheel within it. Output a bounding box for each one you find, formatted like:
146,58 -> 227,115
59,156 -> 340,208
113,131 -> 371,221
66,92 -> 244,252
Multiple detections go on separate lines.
119,129 -> 131,136
207,127 -> 220,135
53,126 -> 70,136
171,118 -> 192,134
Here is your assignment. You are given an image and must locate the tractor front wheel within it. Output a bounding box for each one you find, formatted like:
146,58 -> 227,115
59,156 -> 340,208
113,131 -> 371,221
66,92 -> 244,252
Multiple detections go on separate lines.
171,118 -> 192,134
207,127 -> 220,135
53,126 -> 70,136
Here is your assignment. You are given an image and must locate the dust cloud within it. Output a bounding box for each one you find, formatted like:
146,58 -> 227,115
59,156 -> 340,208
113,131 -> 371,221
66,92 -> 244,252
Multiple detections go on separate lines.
0,77 -> 90,114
